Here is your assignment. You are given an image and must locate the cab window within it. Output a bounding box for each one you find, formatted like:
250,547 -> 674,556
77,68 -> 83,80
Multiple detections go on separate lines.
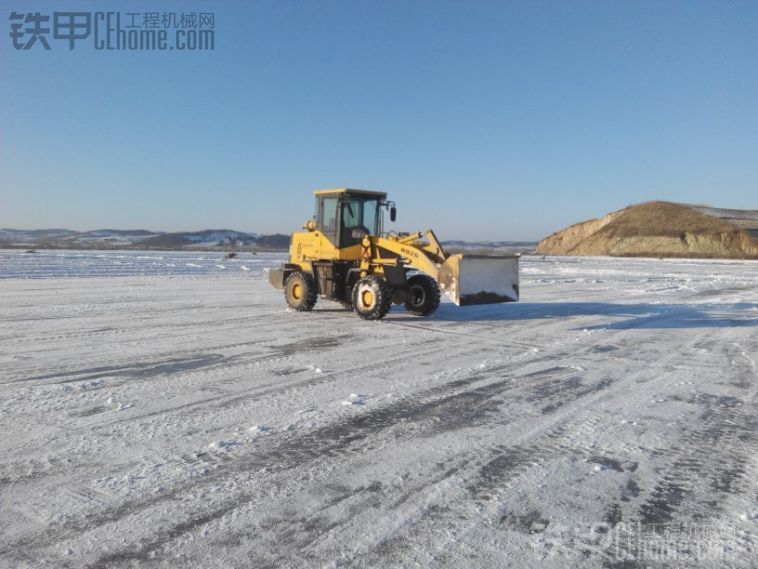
340,198 -> 380,247
317,197 -> 338,243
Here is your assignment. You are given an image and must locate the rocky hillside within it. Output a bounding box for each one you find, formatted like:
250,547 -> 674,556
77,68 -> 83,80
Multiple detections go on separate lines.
537,201 -> 758,259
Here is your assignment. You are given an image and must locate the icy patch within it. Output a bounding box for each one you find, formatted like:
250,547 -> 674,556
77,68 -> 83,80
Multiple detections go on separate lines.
208,439 -> 242,451
105,396 -> 134,411
342,393 -> 366,406
77,380 -> 105,390
247,425 -> 272,438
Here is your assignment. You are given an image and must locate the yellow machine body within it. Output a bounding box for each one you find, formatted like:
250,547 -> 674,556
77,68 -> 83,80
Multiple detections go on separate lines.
269,188 -> 519,318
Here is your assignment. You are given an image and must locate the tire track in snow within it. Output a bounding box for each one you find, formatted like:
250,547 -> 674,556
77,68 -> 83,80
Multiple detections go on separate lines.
71,345 -> 650,566
605,339 -> 758,567
0,354 -> 587,562
331,329 -> 730,565
4,316 -> 645,564
2,268 -> 756,568
0,335 -> 448,471
584,336 -> 758,567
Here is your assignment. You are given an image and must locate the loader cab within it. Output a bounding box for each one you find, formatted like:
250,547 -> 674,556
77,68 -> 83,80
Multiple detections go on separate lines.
314,188 -> 391,248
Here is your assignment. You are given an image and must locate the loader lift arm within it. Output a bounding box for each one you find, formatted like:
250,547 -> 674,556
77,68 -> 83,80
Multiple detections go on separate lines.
362,230 -> 447,278
361,231 -> 519,306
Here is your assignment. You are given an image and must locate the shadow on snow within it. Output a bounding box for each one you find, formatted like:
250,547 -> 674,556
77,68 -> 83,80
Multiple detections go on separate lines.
420,301 -> 758,329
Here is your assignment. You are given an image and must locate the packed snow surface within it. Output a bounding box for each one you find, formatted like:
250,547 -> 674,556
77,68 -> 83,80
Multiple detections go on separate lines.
0,250 -> 756,567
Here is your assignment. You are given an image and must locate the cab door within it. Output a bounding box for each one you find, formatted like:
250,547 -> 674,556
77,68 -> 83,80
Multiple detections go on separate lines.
317,196 -> 339,245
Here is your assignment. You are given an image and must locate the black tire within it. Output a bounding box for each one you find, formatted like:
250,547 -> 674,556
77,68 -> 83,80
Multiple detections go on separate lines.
351,276 -> 392,320
404,274 -> 440,316
284,271 -> 317,311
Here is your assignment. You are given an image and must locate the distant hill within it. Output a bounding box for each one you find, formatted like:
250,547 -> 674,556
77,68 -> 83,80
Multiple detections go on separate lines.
442,240 -> 537,255
687,205 -> 758,239
0,228 -> 161,247
0,228 -> 289,251
537,201 -> 758,259
0,228 -> 533,253
139,229 -> 257,249
251,233 -> 291,250
0,229 -> 82,241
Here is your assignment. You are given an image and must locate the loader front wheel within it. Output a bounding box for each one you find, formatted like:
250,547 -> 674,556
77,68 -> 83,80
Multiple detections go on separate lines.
285,271 -> 317,311
405,274 -> 441,316
351,276 -> 392,320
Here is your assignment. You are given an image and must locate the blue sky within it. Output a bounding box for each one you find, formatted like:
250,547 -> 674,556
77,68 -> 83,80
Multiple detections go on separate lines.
2,1 -> 756,241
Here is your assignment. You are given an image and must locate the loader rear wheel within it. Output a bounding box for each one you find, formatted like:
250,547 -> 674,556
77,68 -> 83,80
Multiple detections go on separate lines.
285,272 -> 317,311
351,276 -> 392,320
405,274 -> 440,316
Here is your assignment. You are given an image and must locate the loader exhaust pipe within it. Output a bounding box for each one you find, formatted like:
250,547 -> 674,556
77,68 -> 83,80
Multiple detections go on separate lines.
437,254 -> 520,306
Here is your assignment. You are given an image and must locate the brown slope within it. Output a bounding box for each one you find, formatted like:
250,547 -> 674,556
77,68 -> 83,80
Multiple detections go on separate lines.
537,201 -> 758,259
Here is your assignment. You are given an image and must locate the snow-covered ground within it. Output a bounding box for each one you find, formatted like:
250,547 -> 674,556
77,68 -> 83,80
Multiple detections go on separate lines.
0,250 -> 756,568
0,250 -> 274,279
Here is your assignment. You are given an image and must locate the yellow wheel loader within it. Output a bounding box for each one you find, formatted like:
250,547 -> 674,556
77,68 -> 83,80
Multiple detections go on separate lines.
268,188 -> 519,320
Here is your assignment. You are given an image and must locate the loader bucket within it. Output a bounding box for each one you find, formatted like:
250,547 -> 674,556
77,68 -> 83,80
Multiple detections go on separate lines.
437,254 -> 520,306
